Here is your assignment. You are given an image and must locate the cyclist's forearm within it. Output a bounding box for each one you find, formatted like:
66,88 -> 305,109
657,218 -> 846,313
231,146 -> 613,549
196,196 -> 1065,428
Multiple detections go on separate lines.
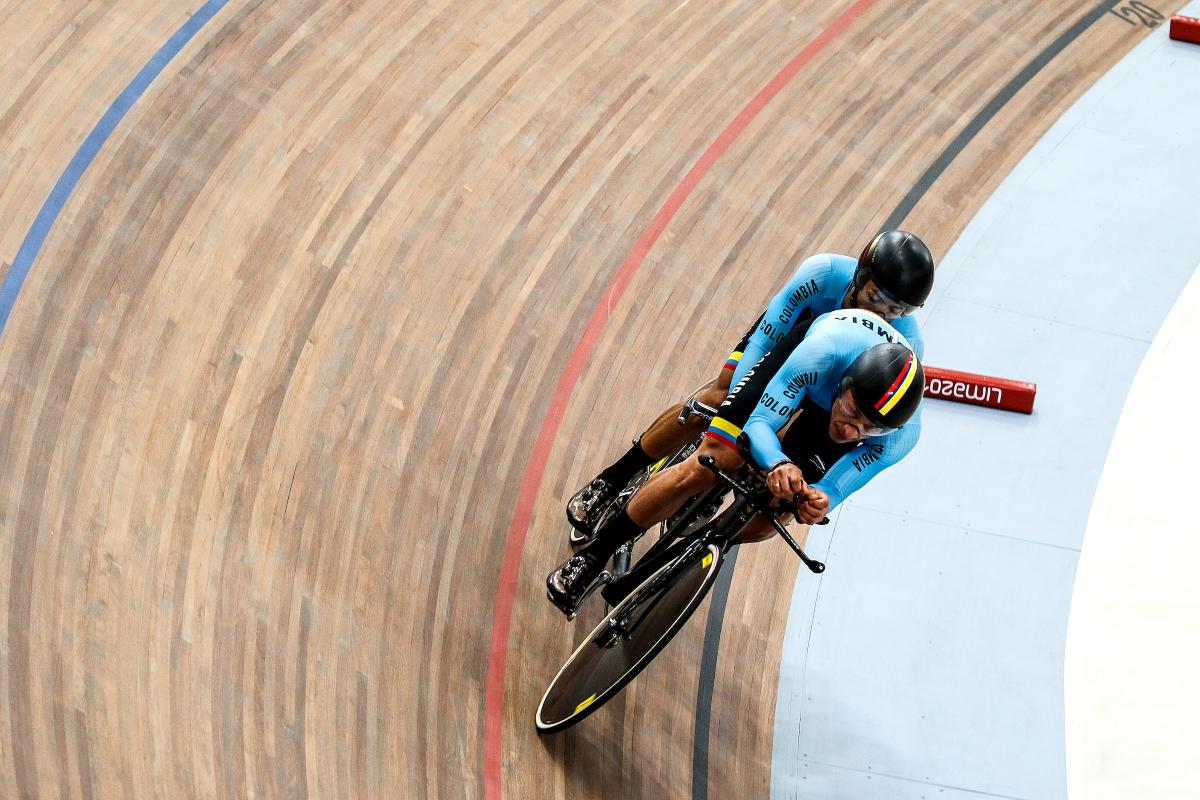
813,419 -> 920,510
743,418 -> 787,469
729,338 -> 767,388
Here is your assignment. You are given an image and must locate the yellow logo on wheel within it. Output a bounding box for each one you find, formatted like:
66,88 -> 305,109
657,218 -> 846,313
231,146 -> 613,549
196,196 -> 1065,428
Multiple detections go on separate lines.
701,553 -> 713,569
574,694 -> 597,714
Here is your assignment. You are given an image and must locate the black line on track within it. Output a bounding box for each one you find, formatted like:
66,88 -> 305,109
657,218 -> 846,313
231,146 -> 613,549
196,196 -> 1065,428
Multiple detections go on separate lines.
883,0 -> 1122,230
690,3 -> 1119,797
691,546 -> 738,800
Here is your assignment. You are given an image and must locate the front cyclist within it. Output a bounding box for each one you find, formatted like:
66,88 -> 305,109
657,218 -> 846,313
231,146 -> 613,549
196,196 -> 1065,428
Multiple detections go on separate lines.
547,309 -> 925,616
566,231 -> 933,542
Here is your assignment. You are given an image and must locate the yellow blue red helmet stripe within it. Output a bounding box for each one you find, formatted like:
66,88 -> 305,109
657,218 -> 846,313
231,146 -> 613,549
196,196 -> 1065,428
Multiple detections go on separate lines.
876,349 -> 918,417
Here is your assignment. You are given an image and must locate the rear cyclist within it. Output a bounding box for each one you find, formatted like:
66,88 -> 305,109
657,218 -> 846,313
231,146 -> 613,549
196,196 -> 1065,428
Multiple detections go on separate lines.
566,230 -> 933,541
547,308 -> 925,615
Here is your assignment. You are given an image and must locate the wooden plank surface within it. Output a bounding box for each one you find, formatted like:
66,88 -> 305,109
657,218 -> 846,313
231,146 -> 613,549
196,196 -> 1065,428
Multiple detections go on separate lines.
0,1 -> 1174,798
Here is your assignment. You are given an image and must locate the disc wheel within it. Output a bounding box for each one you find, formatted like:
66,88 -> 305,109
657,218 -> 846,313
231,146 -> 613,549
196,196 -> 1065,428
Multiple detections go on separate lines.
535,542 -> 724,734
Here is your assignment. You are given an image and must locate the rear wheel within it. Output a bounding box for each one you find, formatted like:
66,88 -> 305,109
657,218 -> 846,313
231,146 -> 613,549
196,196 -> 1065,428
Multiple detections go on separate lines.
535,542 -> 724,734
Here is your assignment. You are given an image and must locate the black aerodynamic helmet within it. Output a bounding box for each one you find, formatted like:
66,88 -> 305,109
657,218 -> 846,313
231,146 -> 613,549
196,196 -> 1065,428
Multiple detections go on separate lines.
841,342 -> 924,430
854,230 -> 935,311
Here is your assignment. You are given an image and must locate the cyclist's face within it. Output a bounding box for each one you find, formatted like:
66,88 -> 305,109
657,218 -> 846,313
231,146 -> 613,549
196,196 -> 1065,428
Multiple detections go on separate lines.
855,278 -> 914,321
829,389 -> 890,443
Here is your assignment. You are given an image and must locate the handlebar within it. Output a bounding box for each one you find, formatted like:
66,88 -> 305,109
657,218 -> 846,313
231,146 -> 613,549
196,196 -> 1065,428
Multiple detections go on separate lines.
677,396 -> 720,426
698,454 -> 825,574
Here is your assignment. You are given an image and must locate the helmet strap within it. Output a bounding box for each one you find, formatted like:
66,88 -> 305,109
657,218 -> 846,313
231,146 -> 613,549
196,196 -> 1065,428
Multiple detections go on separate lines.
841,284 -> 857,310
848,266 -> 869,307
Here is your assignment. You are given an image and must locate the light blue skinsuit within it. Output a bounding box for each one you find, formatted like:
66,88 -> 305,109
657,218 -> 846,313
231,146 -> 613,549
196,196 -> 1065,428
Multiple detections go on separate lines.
737,301 -> 924,512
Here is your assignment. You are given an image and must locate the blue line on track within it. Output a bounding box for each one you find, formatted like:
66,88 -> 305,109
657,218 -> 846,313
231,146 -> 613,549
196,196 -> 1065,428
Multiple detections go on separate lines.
0,0 -> 230,336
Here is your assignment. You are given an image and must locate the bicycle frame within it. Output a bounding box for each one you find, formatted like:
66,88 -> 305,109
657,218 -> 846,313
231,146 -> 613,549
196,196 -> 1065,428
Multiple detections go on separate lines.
601,456 -> 824,609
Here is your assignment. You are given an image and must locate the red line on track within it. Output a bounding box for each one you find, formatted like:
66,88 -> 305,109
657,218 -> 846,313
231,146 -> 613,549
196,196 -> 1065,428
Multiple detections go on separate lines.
482,2 -> 875,796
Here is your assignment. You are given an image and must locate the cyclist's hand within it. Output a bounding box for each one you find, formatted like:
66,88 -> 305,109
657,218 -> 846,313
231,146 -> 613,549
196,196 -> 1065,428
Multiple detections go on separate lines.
795,487 -> 829,525
767,462 -> 806,500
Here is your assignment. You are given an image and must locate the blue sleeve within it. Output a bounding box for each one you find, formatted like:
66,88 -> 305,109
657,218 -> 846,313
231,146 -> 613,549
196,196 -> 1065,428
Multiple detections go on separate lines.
730,255 -> 834,388
892,315 -> 925,360
812,405 -> 922,510
742,327 -> 840,469
729,330 -> 768,389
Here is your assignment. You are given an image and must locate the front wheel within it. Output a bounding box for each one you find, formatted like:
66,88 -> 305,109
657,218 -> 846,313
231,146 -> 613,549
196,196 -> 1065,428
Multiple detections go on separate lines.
535,542 -> 725,734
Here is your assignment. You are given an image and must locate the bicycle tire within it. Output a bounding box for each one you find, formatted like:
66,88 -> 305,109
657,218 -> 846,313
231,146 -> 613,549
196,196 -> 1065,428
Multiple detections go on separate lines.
535,542 -> 724,734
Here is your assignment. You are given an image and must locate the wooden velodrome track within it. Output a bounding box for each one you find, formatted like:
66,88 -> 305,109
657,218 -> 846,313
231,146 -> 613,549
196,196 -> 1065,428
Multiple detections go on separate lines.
0,1 -> 1173,798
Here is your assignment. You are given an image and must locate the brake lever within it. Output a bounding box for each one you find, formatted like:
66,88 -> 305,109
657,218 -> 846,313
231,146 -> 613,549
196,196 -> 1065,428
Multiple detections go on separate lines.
778,493 -> 830,527
764,511 -> 825,573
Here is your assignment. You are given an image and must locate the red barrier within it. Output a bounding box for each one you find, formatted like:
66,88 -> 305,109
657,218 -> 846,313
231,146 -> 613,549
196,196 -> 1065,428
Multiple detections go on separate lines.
1170,15 -> 1200,45
923,365 -> 1036,414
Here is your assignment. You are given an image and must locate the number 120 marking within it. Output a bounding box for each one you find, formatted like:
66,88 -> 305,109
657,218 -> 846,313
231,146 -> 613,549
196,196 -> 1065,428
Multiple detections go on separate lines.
1109,1 -> 1164,27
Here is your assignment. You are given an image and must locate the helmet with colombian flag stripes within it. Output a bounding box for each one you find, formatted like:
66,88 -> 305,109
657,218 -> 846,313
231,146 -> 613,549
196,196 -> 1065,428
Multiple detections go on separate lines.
841,342 -> 923,430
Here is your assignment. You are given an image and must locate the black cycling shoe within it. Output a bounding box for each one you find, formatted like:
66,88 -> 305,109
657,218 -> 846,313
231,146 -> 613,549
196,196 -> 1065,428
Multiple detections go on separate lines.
546,554 -> 607,620
565,478 -> 616,544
